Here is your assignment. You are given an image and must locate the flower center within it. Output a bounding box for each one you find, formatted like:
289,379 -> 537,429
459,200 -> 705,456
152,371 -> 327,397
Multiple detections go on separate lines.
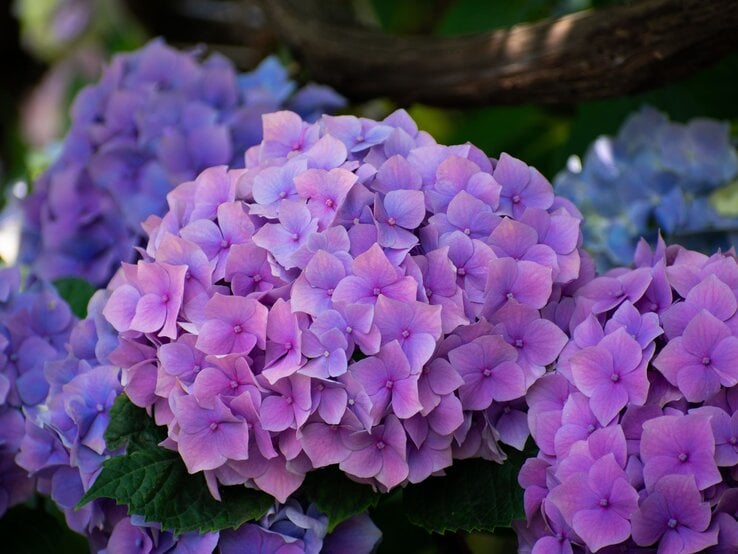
253,274 -> 262,282
730,437 -> 737,445
678,452 -> 689,462
323,350 -> 330,358
209,422 -> 218,431
285,342 -> 293,350
401,329 -> 410,338
387,217 -> 396,226
667,518 -> 678,529
326,288 -> 334,296
355,135 -> 364,143
506,292 -> 515,300
279,191 -> 287,199
463,228 -> 471,235
317,384 -> 325,391
291,233 -> 299,241
220,239 -> 229,249
373,287 -> 381,296
482,368 -> 492,377
376,440 -> 385,450
345,326 -> 353,334
96,403 -> 105,413
285,396 -> 293,405
702,356 -> 711,366
587,424 -> 596,433
514,339 -> 524,348
348,398 -> 355,406
385,380 -> 394,389
512,194 -> 521,204
610,373 -> 620,382
599,498 -> 609,507
233,324 -> 243,334
457,267 -> 466,276
230,380 -> 239,389
193,365 -> 201,373
161,294 -> 169,303
325,198 -> 335,208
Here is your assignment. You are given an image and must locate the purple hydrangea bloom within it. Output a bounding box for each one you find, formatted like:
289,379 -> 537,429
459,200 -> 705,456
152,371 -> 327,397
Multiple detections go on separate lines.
22,39 -> 346,286
17,290 -> 381,553
0,266 -> 75,518
631,475 -> 718,553
517,242 -> 738,553
101,108 -> 584,498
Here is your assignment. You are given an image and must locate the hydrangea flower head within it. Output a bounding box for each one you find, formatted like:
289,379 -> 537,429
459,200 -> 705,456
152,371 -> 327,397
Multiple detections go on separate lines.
0,266 -> 75,518
555,106 -> 738,269
22,39 -> 345,286
518,240 -> 738,553
103,108 -> 584,499
17,291 -> 381,553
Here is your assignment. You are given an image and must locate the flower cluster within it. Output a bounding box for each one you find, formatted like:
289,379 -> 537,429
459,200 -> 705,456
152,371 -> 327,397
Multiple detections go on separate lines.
0,266 -> 75,518
555,106 -> 738,269
21,39 -> 345,286
102,108 -> 585,501
17,291 -> 381,553
517,239 -> 738,553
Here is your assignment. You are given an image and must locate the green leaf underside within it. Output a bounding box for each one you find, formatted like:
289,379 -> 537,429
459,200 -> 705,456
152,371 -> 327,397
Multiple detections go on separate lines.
82,396 -> 272,534
402,447 -> 531,534
302,467 -> 382,532
53,277 -> 96,319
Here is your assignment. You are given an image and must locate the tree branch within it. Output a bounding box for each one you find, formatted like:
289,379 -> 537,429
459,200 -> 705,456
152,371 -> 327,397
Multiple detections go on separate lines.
122,0 -> 276,68
259,0 -> 738,107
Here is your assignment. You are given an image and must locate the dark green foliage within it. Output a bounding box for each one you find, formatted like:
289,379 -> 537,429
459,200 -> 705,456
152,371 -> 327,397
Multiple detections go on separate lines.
53,278 -> 96,318
402,448 -> 530,534
302,467 -> 382,531
0,501 -> 88,554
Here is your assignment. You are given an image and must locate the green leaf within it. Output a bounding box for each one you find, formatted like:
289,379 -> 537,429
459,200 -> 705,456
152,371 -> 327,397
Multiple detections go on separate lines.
402,446 -> 531,534
302,467 -> 382,531
80,442 -> 273,534
53,277 -> 96,318
104,395 -> 166,452
82,395 -> 272,534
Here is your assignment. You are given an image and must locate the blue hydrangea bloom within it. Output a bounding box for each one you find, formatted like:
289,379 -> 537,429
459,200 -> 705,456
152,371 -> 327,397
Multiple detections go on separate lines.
555,106 -> 738,269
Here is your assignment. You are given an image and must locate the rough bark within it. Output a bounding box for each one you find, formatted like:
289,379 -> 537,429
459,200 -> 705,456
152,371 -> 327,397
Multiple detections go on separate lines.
122,0 -> 276,68
259,0 -> 738,107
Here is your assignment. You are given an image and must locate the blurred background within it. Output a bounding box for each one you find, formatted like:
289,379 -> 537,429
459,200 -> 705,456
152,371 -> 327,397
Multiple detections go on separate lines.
1,0 -> 737,551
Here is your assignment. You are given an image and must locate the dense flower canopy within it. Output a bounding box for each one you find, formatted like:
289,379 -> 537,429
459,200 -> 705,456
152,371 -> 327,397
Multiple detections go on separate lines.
556,107 -> 738,269
16,289 -> 382,552
102,107 -> 586,502
21,39 -> 344,287
517,239 -> 738,553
